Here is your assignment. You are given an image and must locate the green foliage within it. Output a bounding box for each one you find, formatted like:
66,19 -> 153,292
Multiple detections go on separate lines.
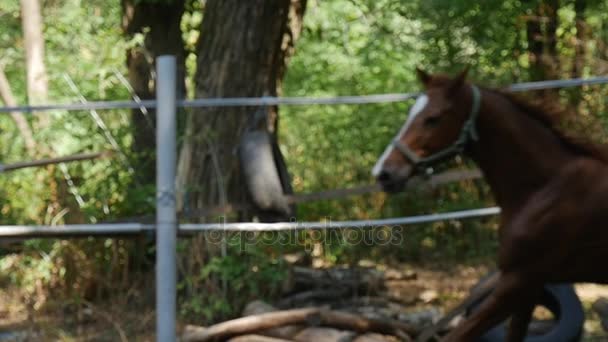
179,236 -> 288,323
2,0 -> 608,330
0,0 -> 154,314
0,0 -> 150,225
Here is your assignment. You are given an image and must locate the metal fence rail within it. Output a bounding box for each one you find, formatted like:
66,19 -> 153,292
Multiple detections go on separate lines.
0,223 -> 150,238
1,75 -> 608,113
0,206 -> 501,238
179,207 -> 501,231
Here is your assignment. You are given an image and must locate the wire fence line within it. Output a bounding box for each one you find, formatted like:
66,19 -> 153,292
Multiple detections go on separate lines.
112,68 -> 154,129
62,74 -> 136,175
0,75 -> 607,114
508,76 -> 608,92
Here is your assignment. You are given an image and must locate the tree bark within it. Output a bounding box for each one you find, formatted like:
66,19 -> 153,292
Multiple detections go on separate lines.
524,0 -> 560,79
121,0 -> 187,184
525,6 -> 544,81
544,0 -> 559,80
0,66 -> 37,157
20,0 -> 86,223
572,0 -> 587,78
182,307 -> 415,342
570,0 -> 587,105
176,0 -> 306,221
20,0 -> 49,129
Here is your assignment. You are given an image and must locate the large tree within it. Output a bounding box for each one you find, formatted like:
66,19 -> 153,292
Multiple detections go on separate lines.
20,0 -> 48,118
524,0 -> 560,82
20,0 -> 87,223
121,0 -> 187,183
176,0 -> 307,221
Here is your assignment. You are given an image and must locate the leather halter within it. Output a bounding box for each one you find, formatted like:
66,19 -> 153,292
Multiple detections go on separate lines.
392,85 -> 481,170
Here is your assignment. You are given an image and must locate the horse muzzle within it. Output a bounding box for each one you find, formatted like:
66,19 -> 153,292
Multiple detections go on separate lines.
375,164 -> 413,193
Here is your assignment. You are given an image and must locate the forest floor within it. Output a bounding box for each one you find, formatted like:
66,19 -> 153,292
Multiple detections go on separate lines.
1,262 -> 607,341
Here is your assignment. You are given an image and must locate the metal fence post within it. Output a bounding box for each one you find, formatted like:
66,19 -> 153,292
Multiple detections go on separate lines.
156,55 -> 177,342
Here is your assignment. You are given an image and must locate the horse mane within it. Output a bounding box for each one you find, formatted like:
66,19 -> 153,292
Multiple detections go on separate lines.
489,88 -> 608,163
425,73 -> 608,162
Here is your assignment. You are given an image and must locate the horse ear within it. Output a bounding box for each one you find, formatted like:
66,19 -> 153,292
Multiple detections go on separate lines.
448,66 -> 469,94
416,67 -> 432,86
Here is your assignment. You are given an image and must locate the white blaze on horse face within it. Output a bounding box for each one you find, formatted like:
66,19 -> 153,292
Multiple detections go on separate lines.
404,94 -> 429,133
371,94 -> 429,177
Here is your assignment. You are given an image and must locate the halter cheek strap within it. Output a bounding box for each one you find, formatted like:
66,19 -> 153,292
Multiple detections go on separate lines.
392,85 -> 482,169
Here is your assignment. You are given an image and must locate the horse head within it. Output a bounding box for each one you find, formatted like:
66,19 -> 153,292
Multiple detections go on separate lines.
372,67 -> 480,192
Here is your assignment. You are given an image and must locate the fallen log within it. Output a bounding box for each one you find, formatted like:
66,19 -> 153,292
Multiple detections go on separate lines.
315,310 -> 416,340
291,266 -> 385,293
415,272 -> 499,341
242,301 -> 303,339
277,289 -> 349,309
182,307 -> 417,342
293,327 -> 355,342
183,308 -> 319,342
227,335 -> 294,342
353,333 -> 401,342
334,296 -> 393,309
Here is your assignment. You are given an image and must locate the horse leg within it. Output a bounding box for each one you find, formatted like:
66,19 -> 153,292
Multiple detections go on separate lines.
442,272 -> 526,342
506,287 -> 541,342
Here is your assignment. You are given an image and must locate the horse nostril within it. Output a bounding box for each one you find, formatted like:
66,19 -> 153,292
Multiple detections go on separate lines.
377,170 -> 392,183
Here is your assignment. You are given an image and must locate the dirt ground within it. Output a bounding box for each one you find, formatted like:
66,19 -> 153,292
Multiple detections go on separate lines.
1,263 -> 607,341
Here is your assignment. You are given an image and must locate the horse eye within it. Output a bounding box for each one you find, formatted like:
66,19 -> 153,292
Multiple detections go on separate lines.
424,116 -> 442,127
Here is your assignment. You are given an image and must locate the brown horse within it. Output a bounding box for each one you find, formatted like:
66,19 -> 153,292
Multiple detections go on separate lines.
373,68 -> 608,341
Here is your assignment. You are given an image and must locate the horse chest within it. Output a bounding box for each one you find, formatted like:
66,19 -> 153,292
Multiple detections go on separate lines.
496,161 -> 608,279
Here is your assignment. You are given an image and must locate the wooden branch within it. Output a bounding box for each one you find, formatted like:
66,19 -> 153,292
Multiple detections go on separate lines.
415,272 -> 500,342
288,169 -> 482,204
292,266 -> 385,292
277,289 -> 349,309
227,335 -> 294,342
182,308 -> 319,342
0,66 -> 37,156
316,309 -> 417,339
179,169 -> 483,218
182,307 -> 416,342
1,151 -> 112,173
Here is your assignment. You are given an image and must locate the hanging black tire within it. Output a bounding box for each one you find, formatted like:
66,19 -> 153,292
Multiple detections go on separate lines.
467,273 -> 584,342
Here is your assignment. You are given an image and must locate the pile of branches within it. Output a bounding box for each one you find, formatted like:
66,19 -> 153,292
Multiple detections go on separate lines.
182,265 -> 438,342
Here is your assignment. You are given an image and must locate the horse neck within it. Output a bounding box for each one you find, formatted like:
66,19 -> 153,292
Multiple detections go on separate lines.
467,90 -> 573,215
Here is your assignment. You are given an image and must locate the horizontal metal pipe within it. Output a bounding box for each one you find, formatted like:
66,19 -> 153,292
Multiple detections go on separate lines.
0,75 -> 607,113
181,93 -> 419,107
508,76 -> 608,92
0,223 -> 151,238
0,207 -> 500,238
179,207 -> 501,231
0,151 -> 110,173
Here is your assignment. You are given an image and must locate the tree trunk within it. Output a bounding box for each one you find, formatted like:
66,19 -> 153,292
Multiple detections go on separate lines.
121,0 -> 187,184
20,0 -> 49,129
21,0 -> 86,223
544,0 -> 559,80
570,0 -> 587,105
0,66 -> 37,157
177,0 -> 306,221
572,0 -> 587,78
524,0 -> 560,99
525,5 -> 544,81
